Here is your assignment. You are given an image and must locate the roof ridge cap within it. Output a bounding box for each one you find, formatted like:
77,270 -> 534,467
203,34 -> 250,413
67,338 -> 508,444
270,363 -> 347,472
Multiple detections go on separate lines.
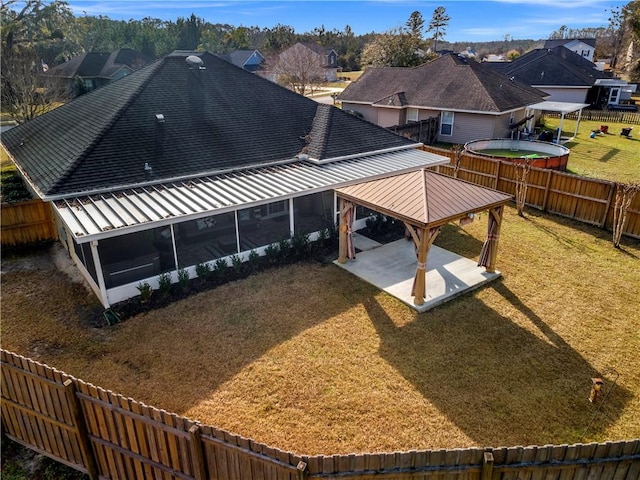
307,104 -> 333,159
48,59 -> 164,194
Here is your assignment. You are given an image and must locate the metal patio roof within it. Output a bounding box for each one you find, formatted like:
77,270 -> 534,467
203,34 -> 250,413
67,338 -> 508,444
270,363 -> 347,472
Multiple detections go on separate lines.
336,169 -> 512,228
56,148 -> 449,243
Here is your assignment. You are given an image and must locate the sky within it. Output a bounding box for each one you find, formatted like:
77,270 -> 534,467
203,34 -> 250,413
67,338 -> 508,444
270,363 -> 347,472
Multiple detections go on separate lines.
63,0 -> 627,43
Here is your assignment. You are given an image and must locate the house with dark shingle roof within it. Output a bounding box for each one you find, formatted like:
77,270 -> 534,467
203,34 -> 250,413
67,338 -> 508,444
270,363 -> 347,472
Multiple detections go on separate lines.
543,38 -> 596,63
43,48 -> 154,96
217,49 -> 265,72
489,46 -> 636,108
338,54 -> 547,145
2,50 -> 449,307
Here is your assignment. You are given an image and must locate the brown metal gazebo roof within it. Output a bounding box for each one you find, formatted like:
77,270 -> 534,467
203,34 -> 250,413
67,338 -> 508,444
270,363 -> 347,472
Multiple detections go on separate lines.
336,169 -> 512,228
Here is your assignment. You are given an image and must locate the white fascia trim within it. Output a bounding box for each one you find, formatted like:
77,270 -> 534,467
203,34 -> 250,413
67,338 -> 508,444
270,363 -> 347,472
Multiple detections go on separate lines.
40,156 -> 301,202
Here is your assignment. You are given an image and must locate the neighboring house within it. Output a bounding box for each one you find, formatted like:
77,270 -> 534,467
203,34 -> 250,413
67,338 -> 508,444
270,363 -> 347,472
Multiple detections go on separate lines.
543,38 -> 596,63
490,46 -> 636,107
277,42 -> 339,82
458,47 -> 477,59
484,54 -> 506,62
217,49 -> 265,72
43,48 -> 154,96
338,54 -> 547,145
1,51 -> 449,307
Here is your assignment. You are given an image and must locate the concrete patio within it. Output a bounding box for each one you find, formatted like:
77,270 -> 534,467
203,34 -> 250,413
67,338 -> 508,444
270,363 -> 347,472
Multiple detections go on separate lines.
335,234 -> 501,313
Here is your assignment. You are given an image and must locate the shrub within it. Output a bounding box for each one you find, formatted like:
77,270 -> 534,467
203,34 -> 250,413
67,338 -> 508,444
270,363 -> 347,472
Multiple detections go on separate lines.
177,268 -> 190,289
264,243 -> 279,263
157,272 -> 172,294
291,232 -> 310,258
136,282 -> 153,303
214,258 -> 228,274
278,237 -> 292,259
248,250 -> 260,269
195,262 -> 212,279
0,171 -> 32,203
230,254 -> 243,271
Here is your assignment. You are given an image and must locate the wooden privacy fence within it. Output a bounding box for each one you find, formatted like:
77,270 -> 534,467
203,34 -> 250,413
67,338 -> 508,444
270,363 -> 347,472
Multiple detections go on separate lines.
2,350 -> 639,480
0,199 -> 57,246
421,146 -> 640,239
388,117 -> 440,145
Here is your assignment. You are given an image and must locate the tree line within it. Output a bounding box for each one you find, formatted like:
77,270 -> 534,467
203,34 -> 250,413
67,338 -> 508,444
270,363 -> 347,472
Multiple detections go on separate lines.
4,1 -> 635,71
1,0 -> 638,124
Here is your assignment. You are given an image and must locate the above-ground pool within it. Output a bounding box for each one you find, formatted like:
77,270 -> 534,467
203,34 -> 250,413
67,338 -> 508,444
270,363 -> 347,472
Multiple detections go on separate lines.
464,138 -> 570,170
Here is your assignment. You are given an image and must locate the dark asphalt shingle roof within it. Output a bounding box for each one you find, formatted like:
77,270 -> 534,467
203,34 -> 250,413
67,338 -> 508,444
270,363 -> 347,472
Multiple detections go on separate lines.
338,54 -> 546,112
489,46 -> 610,87
44,48 -> 153,79
3,51 -> 414,198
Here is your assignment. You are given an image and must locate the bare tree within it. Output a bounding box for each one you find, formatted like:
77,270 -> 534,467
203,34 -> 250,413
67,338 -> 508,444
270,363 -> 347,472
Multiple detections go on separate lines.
1,44 -> 69,123
612,182 -> 639,248
513,158 -> 535,217
274,43 -> 324,96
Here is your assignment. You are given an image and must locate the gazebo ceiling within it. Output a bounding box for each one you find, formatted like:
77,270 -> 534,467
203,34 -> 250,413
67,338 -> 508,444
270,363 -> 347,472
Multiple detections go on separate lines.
336,169 -> 512,228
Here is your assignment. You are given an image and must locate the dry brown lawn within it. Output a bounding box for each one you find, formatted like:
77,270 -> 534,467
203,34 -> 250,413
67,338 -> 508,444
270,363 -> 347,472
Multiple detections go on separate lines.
1,205 -> 639,455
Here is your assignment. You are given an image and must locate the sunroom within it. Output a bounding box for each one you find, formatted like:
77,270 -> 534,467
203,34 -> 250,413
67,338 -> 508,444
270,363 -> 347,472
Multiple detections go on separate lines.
55,149 -> 449,307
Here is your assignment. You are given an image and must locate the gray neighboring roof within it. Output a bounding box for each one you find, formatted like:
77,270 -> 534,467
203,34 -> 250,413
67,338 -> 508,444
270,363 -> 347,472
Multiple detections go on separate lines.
218,49 -> 265,71
43,48 -> 153,79
338,54 -> 546,113
490,46 -> 610,87
2,51 -> 415,199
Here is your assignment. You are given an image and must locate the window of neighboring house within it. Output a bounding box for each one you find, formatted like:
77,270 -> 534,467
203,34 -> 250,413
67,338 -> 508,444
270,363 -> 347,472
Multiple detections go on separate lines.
407,108 -> 419,123
440,111 -> 454,136
509,112 -> 515,125
83,78 -> 95,91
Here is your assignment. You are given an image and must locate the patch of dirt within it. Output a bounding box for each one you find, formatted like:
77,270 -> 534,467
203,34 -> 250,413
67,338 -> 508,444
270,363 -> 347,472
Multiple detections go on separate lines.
1,242 -> 104,328
1,242 -> 89,287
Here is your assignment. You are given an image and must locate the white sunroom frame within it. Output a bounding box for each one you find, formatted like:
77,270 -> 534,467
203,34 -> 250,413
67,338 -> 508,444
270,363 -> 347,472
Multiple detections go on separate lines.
53,148 -> 450,308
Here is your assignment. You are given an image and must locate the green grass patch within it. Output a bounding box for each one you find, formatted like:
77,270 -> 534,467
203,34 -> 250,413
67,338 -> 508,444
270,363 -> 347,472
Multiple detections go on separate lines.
474,149 -> 546,158
542,117 -> 640,183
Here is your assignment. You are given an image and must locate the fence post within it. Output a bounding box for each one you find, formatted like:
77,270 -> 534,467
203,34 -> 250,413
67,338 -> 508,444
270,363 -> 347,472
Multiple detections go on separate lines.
481,451 -> 494,480
188,425 -> 208,480
601,182 -> 617,228
541,170 -> 553,212
494,161 -> 501,190
63,379 -> 100,480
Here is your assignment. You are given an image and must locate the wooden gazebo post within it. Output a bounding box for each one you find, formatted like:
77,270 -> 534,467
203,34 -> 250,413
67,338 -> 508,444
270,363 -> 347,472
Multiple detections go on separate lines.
486,206 -> 504,274
411,225 -> 440,306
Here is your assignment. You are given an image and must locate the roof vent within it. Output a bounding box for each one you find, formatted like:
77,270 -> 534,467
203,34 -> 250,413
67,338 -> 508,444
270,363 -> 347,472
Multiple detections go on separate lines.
186,55 -> 206,70
155,114 -> 165,123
